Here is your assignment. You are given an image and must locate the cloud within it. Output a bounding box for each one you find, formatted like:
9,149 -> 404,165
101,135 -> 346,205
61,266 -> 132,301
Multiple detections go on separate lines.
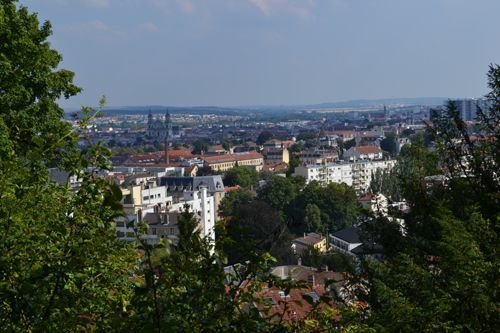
246,0 -> 317,19
176,0 -> 194,13
248,0 -> 271,16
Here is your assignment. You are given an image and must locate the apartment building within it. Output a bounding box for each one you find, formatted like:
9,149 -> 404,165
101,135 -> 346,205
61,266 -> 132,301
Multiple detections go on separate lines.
293,159 -> 395,193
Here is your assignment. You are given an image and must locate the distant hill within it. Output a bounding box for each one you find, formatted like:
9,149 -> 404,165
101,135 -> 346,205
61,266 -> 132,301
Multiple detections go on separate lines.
307,97 -> 448,109
64,97 -> 449,116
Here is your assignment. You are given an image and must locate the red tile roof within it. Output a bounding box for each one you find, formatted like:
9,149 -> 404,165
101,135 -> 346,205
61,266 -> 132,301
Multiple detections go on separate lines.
292,233 -> 325,247
354,145 -> 382,154
358,193 -> 374,202
224,185 -> 241,192
262,162 -> 288,173
166,148 -> 195,159
330,130 -> 356,136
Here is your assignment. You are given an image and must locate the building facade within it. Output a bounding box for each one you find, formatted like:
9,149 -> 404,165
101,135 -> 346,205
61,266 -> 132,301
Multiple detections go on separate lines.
202,152 -> 264,172
293,159 -> 396,193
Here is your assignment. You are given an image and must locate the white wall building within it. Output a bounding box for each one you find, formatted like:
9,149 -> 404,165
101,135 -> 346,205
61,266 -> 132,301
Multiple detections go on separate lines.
117,181 -> 216,249
294,163 -> 353,186
293,159 -> 396,193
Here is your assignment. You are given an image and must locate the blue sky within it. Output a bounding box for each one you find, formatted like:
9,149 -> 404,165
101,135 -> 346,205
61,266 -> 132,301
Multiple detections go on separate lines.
22,0 -> 500,108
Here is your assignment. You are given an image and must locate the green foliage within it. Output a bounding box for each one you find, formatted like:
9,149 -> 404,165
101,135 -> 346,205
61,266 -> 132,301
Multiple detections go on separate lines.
354,65 -> 500,332
288,142 -> 304,153
297,131 -> 317,142
128,207 -> 271,332
256,130 -> 273,145
257,175 -> 301,212
0,3 -> 136,330
289,181 -> 360,234
343,138 -> 356,151
0,0 -> 80,162
224,166 -> 259,189
285,152 -> 300,177
301,248 -> 354,273
304,203 -> 322,233
369,168 -> 402,202
379,132 -> 397,156
219,189 -> 253,217
191,138 -> 210,154
222,200 -> 293,265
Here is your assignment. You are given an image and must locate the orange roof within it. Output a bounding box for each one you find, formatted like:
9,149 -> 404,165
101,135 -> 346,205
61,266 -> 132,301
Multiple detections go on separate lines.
331,130 -> 356,136
167,148 -> 194,159
262,162 -> 288,172
126,153 -> 162,163
256,286 -> 337,323
202,152 -> 263,164
354,145 -> 382,154
293,233 -> 325,247
358,193 -> 374,202
224,185 -> 241,192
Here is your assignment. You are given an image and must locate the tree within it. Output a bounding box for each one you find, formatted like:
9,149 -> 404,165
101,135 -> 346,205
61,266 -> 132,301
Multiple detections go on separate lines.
128,207 -> 270,332
256,130 -> 273,145
304,203 -> 322,233
369,168 -> 402,202
257,175 -> 300,212
352,65 -> 500,332
0,3 -> 136,330
218,188 -> 253,218
343,138 -> 356,151
191,138 -> 209,154
223,200 -> 293,265
297,131 -> 317,142
379,132 -> 397,156
288,181 -> 360,233
0,1 -> 80,162
196,164 -> 214,176
224,166 -> 259,189
285,153 -> 300,177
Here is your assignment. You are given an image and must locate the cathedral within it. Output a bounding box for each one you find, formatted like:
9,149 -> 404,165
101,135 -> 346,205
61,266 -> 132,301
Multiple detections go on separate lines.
147,110 -> 176,141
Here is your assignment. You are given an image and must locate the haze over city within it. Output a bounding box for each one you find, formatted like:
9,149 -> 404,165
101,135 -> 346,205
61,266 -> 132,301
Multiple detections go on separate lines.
24,0 -> 500,108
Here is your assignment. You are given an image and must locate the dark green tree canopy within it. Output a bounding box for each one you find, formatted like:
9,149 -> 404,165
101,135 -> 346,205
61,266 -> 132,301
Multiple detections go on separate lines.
0,0 -> 80,161
223,166 -> 259,189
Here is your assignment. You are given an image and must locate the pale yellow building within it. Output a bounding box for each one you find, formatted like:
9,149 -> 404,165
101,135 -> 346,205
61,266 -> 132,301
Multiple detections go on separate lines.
202,152 -> 264,172
291,233 -> 327,255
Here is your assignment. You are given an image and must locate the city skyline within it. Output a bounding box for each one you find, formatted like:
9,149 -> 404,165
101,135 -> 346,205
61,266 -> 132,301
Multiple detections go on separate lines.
24,0 -> 500,108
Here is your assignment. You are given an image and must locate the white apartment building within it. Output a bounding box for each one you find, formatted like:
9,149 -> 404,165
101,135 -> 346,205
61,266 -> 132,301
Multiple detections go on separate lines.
294,163 -> 353,186
352,160 -> 396,192
293,159 -> 396,193
117,181 -> 216,248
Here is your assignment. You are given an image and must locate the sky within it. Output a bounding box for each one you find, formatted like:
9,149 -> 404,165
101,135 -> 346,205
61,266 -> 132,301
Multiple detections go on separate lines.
21,0 -> 500,108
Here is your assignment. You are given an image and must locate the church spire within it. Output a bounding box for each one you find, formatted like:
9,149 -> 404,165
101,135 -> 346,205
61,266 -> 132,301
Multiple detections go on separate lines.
165,109 -> 171,126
